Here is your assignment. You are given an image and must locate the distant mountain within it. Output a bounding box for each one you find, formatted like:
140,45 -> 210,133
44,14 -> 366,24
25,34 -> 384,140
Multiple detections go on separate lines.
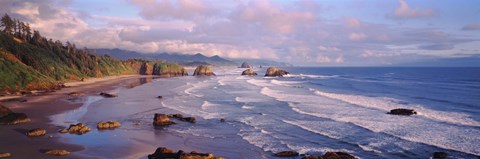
94,48 -> 237,66
230,58 -> 293,68
396,56 -> 480,67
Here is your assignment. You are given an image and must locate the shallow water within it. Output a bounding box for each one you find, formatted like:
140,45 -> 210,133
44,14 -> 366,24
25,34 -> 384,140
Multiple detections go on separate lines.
51,67 -> 480,159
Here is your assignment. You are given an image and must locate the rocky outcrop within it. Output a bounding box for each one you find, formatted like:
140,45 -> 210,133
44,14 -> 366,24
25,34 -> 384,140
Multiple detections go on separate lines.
140,62 -> 153,75
153,114 -> 175,126
99,92 -> 117,98
241,69 -> 257,76
148,147 -> 223,159
388,109 -> 417,116
152,63 -> 188,77
433,152 -> 448,159
26,128 -> 46,137
0,104 -> 30,125
240,62 -> 251,68
193,65 -> 215,76
275,151 -> 299,157
0,152 -> 11,158
302,152 -> 356,159
97,121 -> 121,129
45,149 -> 70,156
265,67 -> 289,77
59,123 -> 91,135
168,114 -> 196,123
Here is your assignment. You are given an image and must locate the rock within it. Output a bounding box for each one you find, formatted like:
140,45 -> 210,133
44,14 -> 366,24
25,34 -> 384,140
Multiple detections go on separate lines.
388,109 -> 417,116
26,128 -> 46,137
220,118 -> 225,122
0,104 -> 12,118
168,114 -> 184,119
241,69 -> 257,76
60,123 -> 91,135
97,121 -> 121,129
68,92 -> 84,96
182,117 -> 196,123
433,152 -> 448,159
193,65 -> 215,76
153,114 -> 175,126
148,147 -> 223,159
265,67 -> 289,77
275,151 -> 299,157
0,152 -> 11,158
313,152 -> 356,159
45,149 -> 70,156
0,104 -> 31,125
99,92 -> 117,98
58,129 -> 68,133
240,62 -> 251,68
157,96 -> 163,99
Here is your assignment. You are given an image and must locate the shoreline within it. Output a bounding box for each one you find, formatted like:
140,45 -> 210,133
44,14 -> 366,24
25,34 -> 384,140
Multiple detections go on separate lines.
0,75 -> 145,158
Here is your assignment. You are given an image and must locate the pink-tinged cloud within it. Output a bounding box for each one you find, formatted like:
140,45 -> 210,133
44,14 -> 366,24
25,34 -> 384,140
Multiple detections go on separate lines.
391,0 -> 434,19
349,32 -> 367,41
344,17 -> 361,27
462,23 -> 480,31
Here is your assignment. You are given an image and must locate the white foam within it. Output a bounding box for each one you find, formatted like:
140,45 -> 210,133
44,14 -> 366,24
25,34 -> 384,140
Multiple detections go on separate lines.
241,105 -> 254,109
270,79 -> 303,86
247,79 -> 276,87
309,88 -> 480,127
260,87 -> 480,155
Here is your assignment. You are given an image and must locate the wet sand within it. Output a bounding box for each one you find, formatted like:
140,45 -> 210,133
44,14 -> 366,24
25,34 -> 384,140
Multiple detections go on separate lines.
0,75 -> 144,159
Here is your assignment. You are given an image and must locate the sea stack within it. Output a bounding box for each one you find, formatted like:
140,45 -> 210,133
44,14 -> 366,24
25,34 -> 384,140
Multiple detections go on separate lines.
240,62 -> 251,68
193,65 -> 215,76
241,69 -> 257,76
265,67 -> 289,77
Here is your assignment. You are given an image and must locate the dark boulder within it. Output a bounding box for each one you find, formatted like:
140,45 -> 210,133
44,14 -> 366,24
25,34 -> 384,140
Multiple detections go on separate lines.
0,104 -> 30,125
275,151 -> 299,157
148,147 -> 223,159
99,92 -> 117,98
433,152 -> 448,159
193,65 -> 215,76
265,67 -> 289,77
303,152 -> 356,159
388,109 -> 417,116
59,123 -> 91,135
241,69 -> 257,76
153,114 -> 175,126
240,62 -> 251,68
45,149 -> 70,156
97,121 -> 121,129
182,117 -> 196,123
26,128 -> 46,137
157,96 -> 163,99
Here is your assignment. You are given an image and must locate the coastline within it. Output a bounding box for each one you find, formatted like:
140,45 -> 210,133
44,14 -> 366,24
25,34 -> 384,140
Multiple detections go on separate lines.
0,75 -> 144,158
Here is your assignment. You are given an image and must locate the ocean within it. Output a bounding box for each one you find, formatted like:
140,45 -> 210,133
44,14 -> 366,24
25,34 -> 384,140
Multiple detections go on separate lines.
51,67 -> 480,159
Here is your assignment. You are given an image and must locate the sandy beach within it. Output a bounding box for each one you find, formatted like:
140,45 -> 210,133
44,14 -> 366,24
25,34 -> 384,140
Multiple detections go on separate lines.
0,75 -> 145,159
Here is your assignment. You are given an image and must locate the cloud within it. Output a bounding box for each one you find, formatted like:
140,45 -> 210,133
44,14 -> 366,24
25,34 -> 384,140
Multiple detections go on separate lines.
127,0 -> 218,20
462,23 -> 480,31
349,32 -> 367,41
1,0 -> 478,66
344,17 -> 361,27
389,0 -> 434,19
418,44 -> 455,50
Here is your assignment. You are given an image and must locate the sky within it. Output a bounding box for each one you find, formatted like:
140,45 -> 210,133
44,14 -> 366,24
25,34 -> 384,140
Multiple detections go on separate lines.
1,0 -> 479,66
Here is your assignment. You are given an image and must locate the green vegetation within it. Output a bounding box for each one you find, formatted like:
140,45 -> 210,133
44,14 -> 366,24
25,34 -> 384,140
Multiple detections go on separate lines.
152,63 -> 187,76
0,14 -> 186,92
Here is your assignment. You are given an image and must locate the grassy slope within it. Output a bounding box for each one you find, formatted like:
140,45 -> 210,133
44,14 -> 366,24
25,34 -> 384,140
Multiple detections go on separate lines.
0,32 -> 187,92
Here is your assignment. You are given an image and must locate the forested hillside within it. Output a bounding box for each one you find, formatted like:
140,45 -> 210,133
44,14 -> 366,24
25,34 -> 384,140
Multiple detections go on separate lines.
0,14 -> 186,92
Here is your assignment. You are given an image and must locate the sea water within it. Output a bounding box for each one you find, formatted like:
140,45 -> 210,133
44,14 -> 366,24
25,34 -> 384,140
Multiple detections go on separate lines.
52,67 -> 480,159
